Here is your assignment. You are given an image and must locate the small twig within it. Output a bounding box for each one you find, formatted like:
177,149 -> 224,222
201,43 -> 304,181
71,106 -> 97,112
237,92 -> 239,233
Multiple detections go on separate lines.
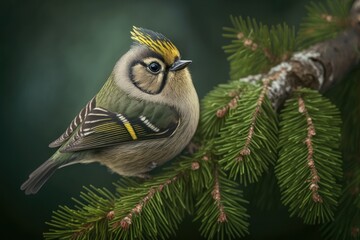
237,32 -> 259,52
240,78 -> 269,157
114,156 -> 205,230
236,31 -> 277,62
71,209 -> 115,239
113,175 -> 180,230
212,167 -> 227,223
263,47 -> 276,62
216,91 -> 241,118
236,70 -> 285,161
72,223 -> 94,239
298,96 -> 322,203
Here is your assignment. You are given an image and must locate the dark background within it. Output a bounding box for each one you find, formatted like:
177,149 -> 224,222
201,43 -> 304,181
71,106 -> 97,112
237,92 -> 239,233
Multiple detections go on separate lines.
1,0 -> 323,239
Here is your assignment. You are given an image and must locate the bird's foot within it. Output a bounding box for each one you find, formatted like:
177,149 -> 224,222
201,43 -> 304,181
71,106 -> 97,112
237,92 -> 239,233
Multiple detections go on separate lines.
184,141 -> 200,155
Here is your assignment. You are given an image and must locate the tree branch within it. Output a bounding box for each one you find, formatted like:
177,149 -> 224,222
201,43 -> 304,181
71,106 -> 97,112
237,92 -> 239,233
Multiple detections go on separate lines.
241,0 -> 360,110
236,78 -> 270,161
212,167 -> 228,223
113,175 -> 180,230
298,96 -> 322,203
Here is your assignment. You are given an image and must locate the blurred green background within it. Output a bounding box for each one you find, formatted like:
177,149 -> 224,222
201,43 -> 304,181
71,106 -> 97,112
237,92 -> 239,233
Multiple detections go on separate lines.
1,0 -> 324,239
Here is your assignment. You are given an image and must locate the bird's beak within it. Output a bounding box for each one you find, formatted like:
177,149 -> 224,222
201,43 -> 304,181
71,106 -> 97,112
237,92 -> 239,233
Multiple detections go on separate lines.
169,60 -> 192,71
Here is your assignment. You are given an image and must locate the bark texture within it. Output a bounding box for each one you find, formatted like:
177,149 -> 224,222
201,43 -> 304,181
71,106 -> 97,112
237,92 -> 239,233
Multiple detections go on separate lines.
247,0 -> 360,110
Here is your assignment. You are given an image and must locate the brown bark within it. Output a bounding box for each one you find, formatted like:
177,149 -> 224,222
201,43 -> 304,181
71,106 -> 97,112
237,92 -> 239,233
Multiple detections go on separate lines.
250,0 -> 360,110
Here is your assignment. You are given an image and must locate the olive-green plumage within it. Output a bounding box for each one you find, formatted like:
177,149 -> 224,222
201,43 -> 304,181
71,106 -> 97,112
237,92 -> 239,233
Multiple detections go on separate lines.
21,27 -> 199,194
97,75 -> 178,128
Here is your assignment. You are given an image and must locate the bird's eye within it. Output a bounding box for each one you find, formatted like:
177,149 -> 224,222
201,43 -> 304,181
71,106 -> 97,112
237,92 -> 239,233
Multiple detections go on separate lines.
147,62 -> 161,74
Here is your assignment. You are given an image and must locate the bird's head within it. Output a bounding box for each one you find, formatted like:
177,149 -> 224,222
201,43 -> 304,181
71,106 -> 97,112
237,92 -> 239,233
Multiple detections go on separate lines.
113,26 -> 193,99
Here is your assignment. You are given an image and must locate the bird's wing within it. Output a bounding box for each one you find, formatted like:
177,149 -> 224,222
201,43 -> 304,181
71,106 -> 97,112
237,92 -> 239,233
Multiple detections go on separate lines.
49,97 -> 96,148
58,106 -> 180,153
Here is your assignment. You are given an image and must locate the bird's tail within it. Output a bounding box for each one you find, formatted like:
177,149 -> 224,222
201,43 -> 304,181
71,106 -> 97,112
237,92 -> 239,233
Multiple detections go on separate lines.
20,159 -> 62,195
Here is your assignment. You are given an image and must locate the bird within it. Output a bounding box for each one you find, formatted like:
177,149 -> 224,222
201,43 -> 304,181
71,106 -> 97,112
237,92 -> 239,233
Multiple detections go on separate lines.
21,26 -> 199,195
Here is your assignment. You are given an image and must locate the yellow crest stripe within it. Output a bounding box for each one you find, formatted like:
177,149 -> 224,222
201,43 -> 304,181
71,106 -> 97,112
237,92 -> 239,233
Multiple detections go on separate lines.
131,26 -> 180,65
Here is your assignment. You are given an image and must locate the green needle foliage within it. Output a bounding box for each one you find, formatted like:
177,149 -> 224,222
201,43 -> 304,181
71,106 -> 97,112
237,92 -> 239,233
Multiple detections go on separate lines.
321,68 -> 360,239
215,84 -> 278,185
276,88 -> 342,224
44,186 -> 116,240
297,0 -> 353,48
44,0 -> 359,239
322,157 -> 360,239
44,147 -> 230,240
194,166 -> 249,240
322,190 -> 360,240
223,16 -> 296,80
110,176 -> 187,239
200,81 -> 252,139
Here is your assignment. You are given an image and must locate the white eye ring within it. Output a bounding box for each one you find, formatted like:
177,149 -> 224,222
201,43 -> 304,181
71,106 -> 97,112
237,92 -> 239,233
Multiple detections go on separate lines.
147,61 -> 161,74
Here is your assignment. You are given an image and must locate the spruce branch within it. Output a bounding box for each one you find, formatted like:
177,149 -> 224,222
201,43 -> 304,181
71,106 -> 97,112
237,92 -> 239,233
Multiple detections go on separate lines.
212,166 -> 228,223
237,78 -> 270,161
265,0 -> 360,109
112,175 -> 180,230
224,0 -> 360,110
321,68 -> 360,239
321,164 -> 360,239
45,154 -> 210,240
297,96 -> 322,203
223,16 -> 296,80
215,81 -> 278,185
194,165 -> 249,240
44,1 -> 360,239
276,88 -> 342,224
44,185 -> 116,240
200,81 -> 250,138
110,168 -> 191,239
297,0 -> 354,48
